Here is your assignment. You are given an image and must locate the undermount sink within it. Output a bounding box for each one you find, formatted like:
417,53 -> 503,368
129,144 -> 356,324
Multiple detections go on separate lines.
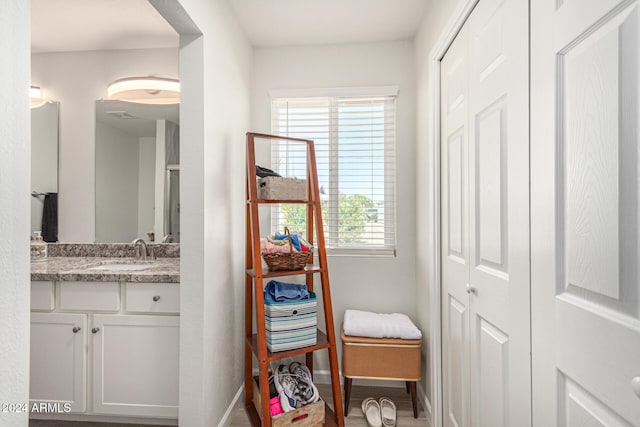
84,263 -> 156,271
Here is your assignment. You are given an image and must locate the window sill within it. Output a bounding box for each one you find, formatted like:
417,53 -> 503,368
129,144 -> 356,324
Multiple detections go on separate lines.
325,248 -> 396,258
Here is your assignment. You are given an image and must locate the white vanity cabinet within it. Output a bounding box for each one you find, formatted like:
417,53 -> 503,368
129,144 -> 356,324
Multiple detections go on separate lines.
29,280 -> 179,422
30,312 -> 87,413
92,314 -> 179,417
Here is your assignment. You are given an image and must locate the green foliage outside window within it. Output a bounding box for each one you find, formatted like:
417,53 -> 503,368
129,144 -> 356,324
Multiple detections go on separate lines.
280,194 -> 374,245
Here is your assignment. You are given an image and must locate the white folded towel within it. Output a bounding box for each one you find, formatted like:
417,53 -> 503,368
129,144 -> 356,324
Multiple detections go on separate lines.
343,309 -> 422,340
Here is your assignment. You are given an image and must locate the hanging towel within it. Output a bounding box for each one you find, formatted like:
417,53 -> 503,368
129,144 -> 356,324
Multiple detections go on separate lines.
41,192 -> 58,243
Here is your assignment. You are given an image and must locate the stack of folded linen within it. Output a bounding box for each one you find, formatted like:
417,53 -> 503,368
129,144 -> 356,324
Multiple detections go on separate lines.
343,309 -> 422,340
260,238 -> 293,254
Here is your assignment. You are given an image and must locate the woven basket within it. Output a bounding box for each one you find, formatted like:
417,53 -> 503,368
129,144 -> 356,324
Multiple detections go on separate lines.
262,227 -> 311,271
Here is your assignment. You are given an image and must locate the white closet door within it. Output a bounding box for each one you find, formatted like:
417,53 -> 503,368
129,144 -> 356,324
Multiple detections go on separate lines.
465,0 -> 531,425
441,0 -> 530,425
531,0 -> 640,426
441,20 -> 471,427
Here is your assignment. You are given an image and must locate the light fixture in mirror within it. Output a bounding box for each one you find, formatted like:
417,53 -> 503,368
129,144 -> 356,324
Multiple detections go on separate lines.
107,77 -> 179,105
30,86 -> 47,109
95,99 -> 180,244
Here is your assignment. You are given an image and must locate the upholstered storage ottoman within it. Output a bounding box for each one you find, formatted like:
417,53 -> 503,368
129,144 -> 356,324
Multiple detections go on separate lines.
341,328 -> 422,418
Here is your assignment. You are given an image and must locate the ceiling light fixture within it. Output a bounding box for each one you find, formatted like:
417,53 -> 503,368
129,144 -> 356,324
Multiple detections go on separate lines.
30,86 -> 46,109
107,77 -> 180,105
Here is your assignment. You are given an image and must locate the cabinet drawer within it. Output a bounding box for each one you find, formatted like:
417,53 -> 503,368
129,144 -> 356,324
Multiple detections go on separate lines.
31,281 -> 55,311
125,283 -> 179,314
59,282 -> 120,311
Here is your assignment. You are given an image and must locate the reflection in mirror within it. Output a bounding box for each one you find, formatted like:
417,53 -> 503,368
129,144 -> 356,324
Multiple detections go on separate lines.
31,101 -> 59,241
95,100 -> 179,243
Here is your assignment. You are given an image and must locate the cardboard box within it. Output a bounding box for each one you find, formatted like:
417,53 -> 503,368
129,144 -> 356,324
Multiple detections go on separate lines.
258,176 -> 307,200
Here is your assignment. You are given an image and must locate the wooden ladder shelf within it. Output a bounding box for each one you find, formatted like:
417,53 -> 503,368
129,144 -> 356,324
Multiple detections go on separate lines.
244,132 -> 345,426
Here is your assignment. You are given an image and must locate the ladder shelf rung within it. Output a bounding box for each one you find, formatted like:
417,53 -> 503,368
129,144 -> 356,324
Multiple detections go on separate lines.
246,265 -> 323,278
246,331 -> 330,362
247,199 -> 314,205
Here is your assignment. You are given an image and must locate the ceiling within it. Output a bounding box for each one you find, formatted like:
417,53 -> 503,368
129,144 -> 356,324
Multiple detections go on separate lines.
31,0 -> 429,53
31,0 -> 179,53
95,99 -> 179,137
229,0 -> 429,47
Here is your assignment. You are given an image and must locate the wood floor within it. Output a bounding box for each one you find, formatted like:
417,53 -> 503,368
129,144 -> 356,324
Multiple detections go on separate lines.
29,422 -> 168,427
28,384 -> 428,427
230,383 -> 429,426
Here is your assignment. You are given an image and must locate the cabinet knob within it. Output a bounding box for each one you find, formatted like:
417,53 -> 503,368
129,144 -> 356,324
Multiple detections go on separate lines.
92,327 -> 100,334
72,327 -> 81,333
153,295 -> 161,302
466,284 -> 477,295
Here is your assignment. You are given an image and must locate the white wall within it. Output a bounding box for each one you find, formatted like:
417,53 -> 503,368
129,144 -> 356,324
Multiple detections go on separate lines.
0,1 -> 30,425
154,120 -> 167,240
148,1 -> 252,426
95,121 -> 140,243
30,102 -> 59,234
252,41 -> 417,371
31,48 -> 178,242
138,136 -> 156,240
414,0 -> 467,422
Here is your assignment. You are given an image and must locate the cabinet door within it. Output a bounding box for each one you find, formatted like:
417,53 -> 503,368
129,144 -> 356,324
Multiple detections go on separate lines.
92,314 -> 179,418
30,312 -> 87,413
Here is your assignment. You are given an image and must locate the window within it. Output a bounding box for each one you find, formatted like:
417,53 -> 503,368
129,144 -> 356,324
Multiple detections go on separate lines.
270,92 -> 396,255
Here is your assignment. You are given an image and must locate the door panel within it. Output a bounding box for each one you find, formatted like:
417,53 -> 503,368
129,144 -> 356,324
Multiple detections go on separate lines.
532,0 -> 640,426
560,374 -> 634,427
476,317 -> 508,427
447,296 -> 468,427
442,21 -> 470,427
92,314 -> 179,417
442,0 -> 530,426
474,97 -> 508,274
448,129 -> 465,260
468,0 -> 530,424
30,313 -> 87,413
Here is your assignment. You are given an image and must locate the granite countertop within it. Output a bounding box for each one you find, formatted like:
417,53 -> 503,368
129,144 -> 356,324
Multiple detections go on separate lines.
31,257 -> 180,283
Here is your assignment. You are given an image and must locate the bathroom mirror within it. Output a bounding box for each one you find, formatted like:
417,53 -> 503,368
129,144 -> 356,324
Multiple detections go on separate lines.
94,99 -> 180,243
31,101 -> 59,238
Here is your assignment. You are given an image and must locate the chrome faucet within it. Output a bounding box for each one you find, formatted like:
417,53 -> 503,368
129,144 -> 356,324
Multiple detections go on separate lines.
132,238 -> 154,260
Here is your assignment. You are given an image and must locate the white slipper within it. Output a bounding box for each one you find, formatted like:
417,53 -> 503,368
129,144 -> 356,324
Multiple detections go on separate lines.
379,397 -> 397,427
361,397 -> 382,427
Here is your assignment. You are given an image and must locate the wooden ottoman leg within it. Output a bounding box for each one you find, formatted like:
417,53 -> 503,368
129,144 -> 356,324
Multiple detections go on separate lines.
409,381 -> 418,418
343,377 -> 353,416
405,381 -> 410,394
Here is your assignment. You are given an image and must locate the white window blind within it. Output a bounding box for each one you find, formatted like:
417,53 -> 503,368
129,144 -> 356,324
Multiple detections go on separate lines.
270,95 -> 396,254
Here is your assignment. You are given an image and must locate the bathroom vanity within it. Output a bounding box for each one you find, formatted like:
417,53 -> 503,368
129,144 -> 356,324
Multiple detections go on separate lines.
29,244 -> 179,424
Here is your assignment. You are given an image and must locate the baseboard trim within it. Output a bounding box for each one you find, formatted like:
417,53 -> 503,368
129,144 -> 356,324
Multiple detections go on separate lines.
217,385 -> 243,427
29,413 -> 176,425
417,382 -> 433,427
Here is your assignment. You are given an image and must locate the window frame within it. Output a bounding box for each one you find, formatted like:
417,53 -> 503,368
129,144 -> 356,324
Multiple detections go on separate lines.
270,87 -> 398,256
